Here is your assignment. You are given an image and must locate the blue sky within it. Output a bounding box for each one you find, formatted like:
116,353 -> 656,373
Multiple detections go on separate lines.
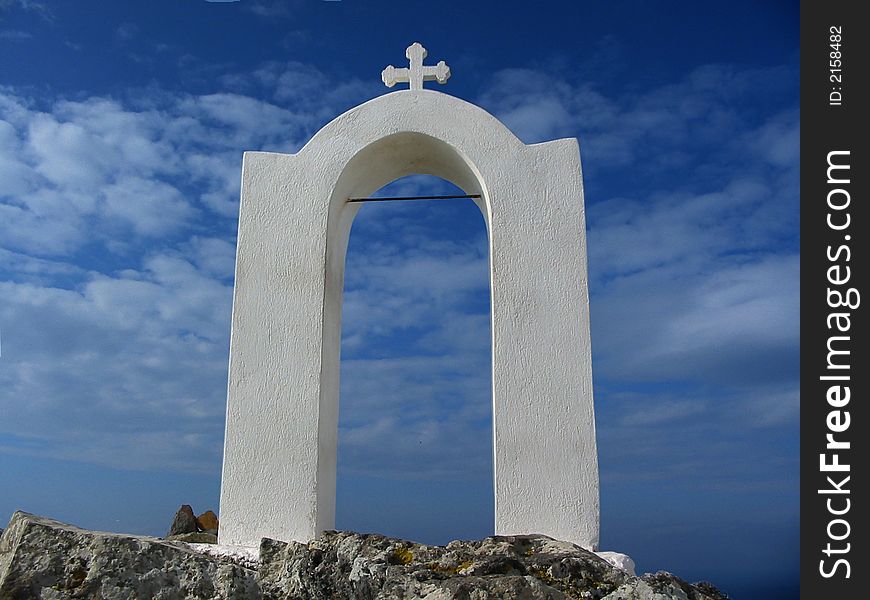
0,1 -> 798,598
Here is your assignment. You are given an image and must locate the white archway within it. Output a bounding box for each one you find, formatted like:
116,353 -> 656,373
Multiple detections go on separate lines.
219,89 -> 599,550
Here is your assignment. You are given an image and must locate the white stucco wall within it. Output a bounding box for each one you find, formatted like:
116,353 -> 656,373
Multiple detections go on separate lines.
219,89 -> 599,550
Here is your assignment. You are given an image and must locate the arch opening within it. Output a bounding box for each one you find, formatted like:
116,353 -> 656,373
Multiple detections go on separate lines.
335,174 -> 494,543
314,133 -> 495,536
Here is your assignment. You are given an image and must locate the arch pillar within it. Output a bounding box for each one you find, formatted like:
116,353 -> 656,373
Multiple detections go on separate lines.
219,90 -> 599,550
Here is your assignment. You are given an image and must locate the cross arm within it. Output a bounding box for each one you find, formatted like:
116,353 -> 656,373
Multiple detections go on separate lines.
381,65 -> 410,88
422,61 -> 451,84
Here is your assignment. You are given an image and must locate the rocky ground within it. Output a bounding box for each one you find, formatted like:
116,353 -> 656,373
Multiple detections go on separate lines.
0,511 -> 728,599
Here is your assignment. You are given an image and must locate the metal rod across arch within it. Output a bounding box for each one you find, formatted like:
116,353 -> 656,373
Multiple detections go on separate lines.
347,193 -> 482,203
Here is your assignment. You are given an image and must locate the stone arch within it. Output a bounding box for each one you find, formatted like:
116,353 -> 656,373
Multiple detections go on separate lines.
219,90 -> 599,550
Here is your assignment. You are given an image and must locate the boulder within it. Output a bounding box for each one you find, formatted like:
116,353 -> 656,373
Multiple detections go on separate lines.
0,511 -> 259,599
169,504 -> 198,536
257,530 -> 728,600
196,510 -> 219,533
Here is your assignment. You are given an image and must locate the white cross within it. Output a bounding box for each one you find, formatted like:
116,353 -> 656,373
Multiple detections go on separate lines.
381,42 -> 450,90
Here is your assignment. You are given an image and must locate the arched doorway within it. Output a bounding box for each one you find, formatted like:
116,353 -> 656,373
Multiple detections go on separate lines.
220,90 -> 598,550
336,174 -> 493,543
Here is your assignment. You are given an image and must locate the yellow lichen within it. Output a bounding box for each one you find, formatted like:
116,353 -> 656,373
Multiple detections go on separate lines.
533,567 -> 557,585
425,559 -> 474,575
392,547 -> 414,565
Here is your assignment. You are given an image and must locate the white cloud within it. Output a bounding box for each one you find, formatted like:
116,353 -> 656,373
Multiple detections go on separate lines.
480,63 -> 797,174
0,248 -> 83,281
0,192 -> 88,255
591,253 -> 799,385
1,73 -> 360,256
245,1 -> 295,18
103,176 -> 196,236
587,174 -> 784,278
339,353 -> 492,480
0,249 -> 233,472
664,256 -> 799,351
746,109 -> 800,168
619,398 -> 709,427
26,112 -> 111,189
114,22 -> 138,41
186,236 -> 237,280
0,119 -> 33,196
0,29 -> 32,40
0,0 -> 52,20
741,384 -> 800,427
342,238 -> 488,343
183,152 -> 241,217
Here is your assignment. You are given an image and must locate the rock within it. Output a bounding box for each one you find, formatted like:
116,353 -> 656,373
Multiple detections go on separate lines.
596,551 -> 637,576
196,510 -> 219,532
605,572 -> 730,600
168,532 -> 219,544
0,512 -> 728,600
691,581 -> 730,600
169,504 -> 198,536
256,531 -> 727,600
188,543 -> 260,572
0,511 -> 259,599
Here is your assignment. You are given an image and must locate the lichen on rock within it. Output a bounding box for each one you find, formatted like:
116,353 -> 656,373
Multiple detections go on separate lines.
0,513 -> 728,600
256,530 -> 728,600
